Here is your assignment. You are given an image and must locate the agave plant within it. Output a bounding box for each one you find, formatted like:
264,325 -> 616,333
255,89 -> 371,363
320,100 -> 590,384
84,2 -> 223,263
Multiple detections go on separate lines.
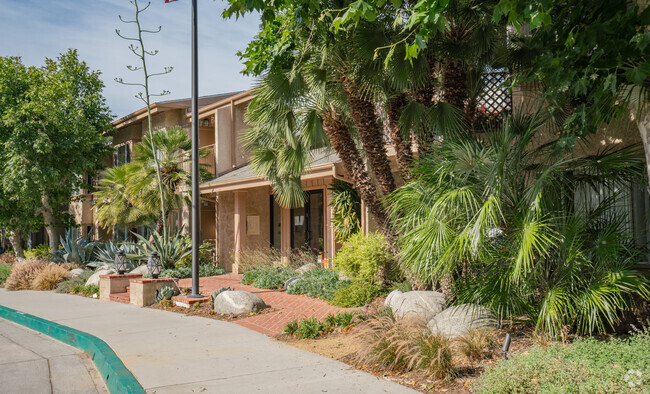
54,228 -> 100,268
94,241 -> 145,271
134,226 -> 191,269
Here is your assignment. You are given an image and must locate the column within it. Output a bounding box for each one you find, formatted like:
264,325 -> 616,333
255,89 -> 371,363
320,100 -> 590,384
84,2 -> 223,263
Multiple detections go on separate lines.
233,190 -> 247,274
280,206 -> 291,265
324,185 -> 336,260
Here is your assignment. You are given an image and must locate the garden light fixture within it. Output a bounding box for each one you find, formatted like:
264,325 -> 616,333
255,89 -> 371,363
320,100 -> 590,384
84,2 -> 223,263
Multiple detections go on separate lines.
147,251 -> 162,279
502,333 -> 511,360
115,249 -> 128,275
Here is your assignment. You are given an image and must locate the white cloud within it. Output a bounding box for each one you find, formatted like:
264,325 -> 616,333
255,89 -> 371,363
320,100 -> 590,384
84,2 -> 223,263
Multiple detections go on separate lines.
0,0 -> 260,117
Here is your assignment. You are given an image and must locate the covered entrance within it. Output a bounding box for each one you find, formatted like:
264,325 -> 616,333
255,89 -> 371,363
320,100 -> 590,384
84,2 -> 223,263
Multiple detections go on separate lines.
270,190 -> 324,253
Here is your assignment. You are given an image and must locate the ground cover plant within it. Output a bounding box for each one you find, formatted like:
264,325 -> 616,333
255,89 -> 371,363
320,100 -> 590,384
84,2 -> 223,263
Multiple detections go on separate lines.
241,266 -> 296,289
286,268 -> 351,300
161,264 -> 225,279
56,271 -> 93,294
284,312 -> 363,339
24,244 -> 51,259
473,329 -> 650,393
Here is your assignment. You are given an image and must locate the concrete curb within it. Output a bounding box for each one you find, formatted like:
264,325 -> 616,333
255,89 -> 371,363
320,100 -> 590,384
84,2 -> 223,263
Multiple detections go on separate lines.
0,304 -> 144,394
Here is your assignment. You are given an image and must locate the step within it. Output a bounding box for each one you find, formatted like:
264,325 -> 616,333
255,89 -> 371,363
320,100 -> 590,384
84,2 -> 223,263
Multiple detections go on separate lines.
172,294 -> 209,308
125,286 -> 130,294
109,292 -> 130,304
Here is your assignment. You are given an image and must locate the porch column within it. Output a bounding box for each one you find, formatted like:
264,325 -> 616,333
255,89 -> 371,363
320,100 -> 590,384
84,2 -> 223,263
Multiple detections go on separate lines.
280,206 -> 291,265
324,186 -> 336,260
233,190 -> 247,273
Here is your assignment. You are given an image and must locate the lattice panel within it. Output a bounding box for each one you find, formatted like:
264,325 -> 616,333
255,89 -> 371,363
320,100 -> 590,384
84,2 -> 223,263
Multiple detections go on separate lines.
473,71 -> 512,132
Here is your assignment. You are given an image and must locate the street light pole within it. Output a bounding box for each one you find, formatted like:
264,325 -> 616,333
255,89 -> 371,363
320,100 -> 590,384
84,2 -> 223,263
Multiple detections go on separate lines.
189,0 -> 201,297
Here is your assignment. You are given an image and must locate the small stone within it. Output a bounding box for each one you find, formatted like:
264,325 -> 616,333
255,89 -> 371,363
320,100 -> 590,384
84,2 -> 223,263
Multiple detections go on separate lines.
213,291 -> 268,315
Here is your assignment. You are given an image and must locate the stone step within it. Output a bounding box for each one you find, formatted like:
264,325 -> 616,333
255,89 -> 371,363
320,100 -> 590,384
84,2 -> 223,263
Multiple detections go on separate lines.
125,286 -> 130,293
109,292 -> 130,304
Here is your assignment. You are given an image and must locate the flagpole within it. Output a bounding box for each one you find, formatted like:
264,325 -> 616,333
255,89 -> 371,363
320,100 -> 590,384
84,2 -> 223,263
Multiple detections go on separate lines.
189,0 -> 201,298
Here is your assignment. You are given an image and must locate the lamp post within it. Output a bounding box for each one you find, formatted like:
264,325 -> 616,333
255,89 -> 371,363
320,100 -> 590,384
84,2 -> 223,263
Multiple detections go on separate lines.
165,0 -> 201,297
189,0 -> 201,298
115,250 -> 128,275
147,251 -> 162,279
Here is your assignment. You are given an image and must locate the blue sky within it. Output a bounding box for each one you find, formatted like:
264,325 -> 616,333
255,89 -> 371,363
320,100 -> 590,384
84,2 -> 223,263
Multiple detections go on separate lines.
0,0 -> 260,117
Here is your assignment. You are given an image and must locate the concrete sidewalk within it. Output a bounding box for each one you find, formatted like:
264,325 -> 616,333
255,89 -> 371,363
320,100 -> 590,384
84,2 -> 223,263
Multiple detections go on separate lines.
0,289 -> 415,393
0,318 -> 108,393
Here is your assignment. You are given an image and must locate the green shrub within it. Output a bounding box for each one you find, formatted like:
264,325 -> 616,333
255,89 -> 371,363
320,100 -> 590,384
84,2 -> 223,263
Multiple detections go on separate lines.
0,263 -> 11,285
284,320 -> 299,336
241,266 -> 296,289
295,317 -> 328,339
330,280 -> 383,307
334,232 -> 398,285
175,241 -> 214,267
286,268 -> 350,300
24,244 -> 51,259
473,329 -> 650,393
71,284 -> 99,297
161,264 -> 225,279
324,311 -> 362,329
56,271 -> 92,294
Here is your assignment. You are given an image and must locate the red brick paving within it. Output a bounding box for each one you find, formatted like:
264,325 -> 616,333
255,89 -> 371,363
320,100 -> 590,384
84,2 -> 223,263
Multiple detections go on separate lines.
177,274 -> 354,336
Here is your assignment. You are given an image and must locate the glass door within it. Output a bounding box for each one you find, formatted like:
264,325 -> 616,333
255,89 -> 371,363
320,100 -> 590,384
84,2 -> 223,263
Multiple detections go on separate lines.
291,190 -> 324,252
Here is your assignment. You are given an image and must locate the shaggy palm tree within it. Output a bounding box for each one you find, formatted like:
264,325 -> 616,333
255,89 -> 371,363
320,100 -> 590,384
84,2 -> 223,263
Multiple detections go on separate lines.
387,112 -> 650,337
95,127 -> 209,233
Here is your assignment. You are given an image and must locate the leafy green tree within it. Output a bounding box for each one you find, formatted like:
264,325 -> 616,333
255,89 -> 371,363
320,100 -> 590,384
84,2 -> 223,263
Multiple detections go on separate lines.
0,51 -> 113,254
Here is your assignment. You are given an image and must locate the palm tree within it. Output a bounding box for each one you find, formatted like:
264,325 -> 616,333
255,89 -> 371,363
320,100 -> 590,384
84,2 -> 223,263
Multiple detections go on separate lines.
95,126 -> 209,233
387,112 -> 650,337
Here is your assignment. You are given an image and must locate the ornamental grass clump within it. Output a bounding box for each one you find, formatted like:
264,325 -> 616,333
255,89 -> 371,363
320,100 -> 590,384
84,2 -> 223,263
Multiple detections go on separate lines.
4,259 -> 48,291
457,329 -> 499,362
355,313 -> 455,379
32,264 -> 70,290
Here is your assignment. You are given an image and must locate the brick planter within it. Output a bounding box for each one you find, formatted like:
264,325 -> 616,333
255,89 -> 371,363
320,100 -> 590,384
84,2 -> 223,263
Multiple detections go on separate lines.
99,274 -> 143,301
128,278 -> 178,307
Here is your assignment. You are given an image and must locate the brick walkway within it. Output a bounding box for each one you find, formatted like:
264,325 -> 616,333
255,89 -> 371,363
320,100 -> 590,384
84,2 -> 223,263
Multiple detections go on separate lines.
177,274 -> 352,336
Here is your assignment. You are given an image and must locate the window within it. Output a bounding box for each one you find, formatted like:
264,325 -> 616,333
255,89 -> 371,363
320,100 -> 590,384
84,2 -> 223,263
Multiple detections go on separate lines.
113,144 -> 131,167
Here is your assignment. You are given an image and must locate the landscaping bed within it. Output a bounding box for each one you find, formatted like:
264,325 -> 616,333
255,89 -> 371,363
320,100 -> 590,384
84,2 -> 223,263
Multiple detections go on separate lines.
148,301 -> 278,322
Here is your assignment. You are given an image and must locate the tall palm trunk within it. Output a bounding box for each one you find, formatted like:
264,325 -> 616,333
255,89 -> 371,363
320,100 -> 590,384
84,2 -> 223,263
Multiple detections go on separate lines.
321,110 -> 397,250
387,95 -> 413,182
341,77 -> 397,197
442,60 -> 468,111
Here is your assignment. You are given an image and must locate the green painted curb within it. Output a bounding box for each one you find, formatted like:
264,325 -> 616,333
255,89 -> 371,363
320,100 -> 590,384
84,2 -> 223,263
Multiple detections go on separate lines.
0,305 -> 144,394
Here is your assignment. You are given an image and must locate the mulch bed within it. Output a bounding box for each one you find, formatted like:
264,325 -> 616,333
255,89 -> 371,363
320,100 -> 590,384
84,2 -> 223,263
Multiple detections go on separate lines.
147,301 -> 278,322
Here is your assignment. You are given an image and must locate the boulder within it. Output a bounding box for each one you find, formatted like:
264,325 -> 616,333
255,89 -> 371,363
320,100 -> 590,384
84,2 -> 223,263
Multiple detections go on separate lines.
85,268 -> 116,287
284,277 -> 299,289
427,304 -> 497,337
296,263 -> 319,275
386,290 -> 446,322
69,268 -> 87,278
130,265 -> 149,275
213,291 -> 268,315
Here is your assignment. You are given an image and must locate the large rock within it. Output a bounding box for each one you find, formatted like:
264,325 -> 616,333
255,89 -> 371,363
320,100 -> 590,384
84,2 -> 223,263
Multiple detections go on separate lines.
427,304 -> 497,337
296,263 -> 319,275
85,268 -> 116,287
69,268 -> 87,278
385,290 -> 446,322
213,291 -> 268,315
130,265 -> 149,275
